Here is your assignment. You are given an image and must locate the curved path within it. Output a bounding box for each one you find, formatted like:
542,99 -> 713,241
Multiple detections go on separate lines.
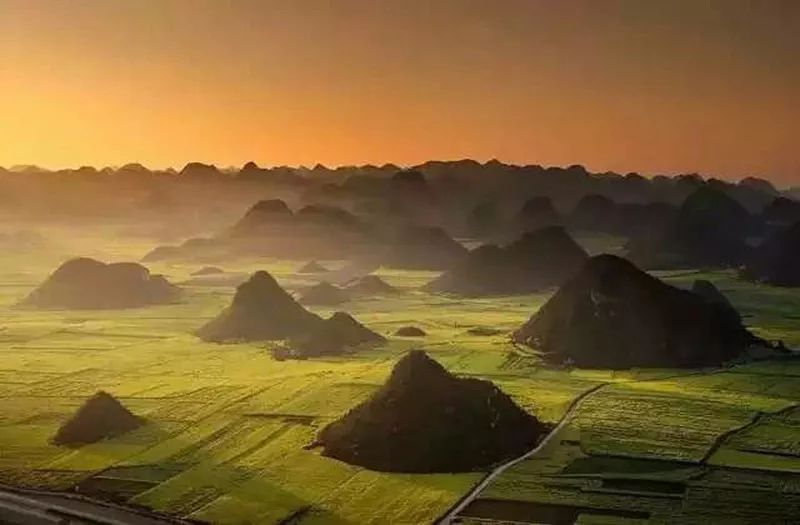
0,485 -> 194,525
436,365 -> 736,524
436,383 -> 607,525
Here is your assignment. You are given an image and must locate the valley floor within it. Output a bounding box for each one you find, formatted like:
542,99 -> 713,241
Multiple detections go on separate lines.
1,230 -> 800,524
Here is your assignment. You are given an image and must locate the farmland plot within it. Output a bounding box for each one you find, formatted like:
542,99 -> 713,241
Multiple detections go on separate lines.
465,361 -> 800,523
3,237 -> 800,524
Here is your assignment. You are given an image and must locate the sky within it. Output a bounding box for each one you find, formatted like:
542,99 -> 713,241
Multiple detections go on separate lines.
0,0 -> 798,184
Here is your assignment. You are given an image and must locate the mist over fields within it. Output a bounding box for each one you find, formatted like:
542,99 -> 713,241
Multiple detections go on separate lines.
1,158 -> 800,523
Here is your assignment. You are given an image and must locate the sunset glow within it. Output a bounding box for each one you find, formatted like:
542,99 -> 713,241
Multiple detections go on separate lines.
1,0 -> 798,183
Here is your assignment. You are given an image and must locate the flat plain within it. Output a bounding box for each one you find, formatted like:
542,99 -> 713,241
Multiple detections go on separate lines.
1,228 -> 800,524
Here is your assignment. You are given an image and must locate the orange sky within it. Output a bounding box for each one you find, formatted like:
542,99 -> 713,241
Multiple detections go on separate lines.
1,0 -> 798,184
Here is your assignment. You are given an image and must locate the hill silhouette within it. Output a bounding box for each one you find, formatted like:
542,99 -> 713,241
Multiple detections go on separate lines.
513,255 -> 760,368
515,197 -> 561,234
22,258 -> 179,309
741,221 -> 800,287
197,271 -> 321,342
52,391 -> 143,446
141,245 -> 183,262
229,199 -> 293,236
395,326 -> 426,337
192,266 -> 224,276
315,350 -> 545,472
296,204 -> 362,230
467,202 -> 501,238
569,194 -> 620,233
222,201 -> 373,260
288,312 -> 385,358
691,279 -> 741,326
3,161 -> 788,239
629,187 -> 753,268
299,282 -> 349,305
141,237 -> 225,263
379,226 -> 467,270
345,275 -> 397,295
428,226 -> 588,295
298,260 -> 328,274
761,197 -> 800,228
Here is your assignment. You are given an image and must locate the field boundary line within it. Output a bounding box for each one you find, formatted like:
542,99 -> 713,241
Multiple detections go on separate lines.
436,365 -> 734,524
0,483 -> 197,524
435,382 -> 608,524
700,402 -> 799,464
115,382 -> 277,471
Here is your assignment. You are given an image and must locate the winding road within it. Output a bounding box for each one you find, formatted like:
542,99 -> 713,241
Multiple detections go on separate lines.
0,486 -> 193,525
436,365 -> 740,524
436,383 -> 608,524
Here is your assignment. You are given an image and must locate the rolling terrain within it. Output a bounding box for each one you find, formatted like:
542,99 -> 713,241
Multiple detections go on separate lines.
1,228 -> 799,524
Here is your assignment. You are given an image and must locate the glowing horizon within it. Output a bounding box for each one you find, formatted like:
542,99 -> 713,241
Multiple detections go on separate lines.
1,0 -> 798,184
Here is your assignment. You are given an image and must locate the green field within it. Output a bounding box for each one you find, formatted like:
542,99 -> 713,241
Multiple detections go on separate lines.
459,271 -> 800,524
2,229 -> 800,524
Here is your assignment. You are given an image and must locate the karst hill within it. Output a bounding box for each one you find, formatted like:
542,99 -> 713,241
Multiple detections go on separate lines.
513,255 -> 761,368
315,350 -> 545,472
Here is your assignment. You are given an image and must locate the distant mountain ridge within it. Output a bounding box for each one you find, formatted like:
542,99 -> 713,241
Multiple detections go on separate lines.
0,160 -> 789,193
0,160 -> 792,234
